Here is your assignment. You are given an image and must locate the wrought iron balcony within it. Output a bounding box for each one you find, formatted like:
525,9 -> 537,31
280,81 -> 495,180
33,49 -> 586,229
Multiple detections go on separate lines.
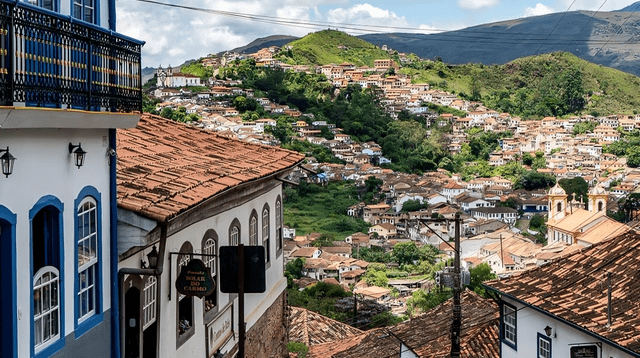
0,0 -> 143,113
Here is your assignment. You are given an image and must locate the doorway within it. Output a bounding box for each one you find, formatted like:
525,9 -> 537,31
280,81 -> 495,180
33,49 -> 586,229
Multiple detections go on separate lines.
124,287 -> 140,358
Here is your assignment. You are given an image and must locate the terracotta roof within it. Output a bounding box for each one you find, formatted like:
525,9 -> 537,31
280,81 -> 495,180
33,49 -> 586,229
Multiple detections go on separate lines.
292,247 -> 320,258
485,231 -> 640,354
117,114 -> 304,221
289,307 -> 364,347
308,290 -> 499,358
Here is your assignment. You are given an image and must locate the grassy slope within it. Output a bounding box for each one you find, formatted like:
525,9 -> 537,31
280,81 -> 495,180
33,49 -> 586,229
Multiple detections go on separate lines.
401,52 -> 640,116
283,30 -> 391,67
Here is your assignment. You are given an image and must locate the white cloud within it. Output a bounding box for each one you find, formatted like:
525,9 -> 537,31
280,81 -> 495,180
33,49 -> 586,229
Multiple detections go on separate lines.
523,3 -> 555,17
327,3 -> 409,28
457,0 -> 500,10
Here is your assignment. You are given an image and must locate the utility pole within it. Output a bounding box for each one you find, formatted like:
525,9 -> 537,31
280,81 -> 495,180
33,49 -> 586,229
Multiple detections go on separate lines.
451,213 -> 461,358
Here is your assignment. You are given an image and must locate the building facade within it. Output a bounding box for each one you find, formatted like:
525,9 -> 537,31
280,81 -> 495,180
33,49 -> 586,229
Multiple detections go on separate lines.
116,115 -> 304,358
0,0 -> 142,356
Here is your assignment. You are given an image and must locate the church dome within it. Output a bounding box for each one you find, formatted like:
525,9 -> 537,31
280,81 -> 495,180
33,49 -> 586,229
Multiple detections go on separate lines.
549,183 -> 566,195
589,184 -> 607,195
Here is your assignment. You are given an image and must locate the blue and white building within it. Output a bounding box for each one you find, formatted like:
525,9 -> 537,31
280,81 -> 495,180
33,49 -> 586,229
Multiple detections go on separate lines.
0,0 -> 142,356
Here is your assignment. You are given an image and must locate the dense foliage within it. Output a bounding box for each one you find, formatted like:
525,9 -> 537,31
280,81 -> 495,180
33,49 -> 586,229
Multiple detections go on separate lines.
283,182 -> 370,239
604,129 -> 640,167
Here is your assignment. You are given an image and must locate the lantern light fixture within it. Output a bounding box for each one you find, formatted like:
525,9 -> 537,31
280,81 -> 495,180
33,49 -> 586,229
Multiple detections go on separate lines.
68,142 -> 87,169
0,147 -> 16,178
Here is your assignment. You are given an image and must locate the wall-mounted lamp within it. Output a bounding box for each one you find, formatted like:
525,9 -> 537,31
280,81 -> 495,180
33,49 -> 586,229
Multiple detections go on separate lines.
0,147 -> 16,178
544,325 -> 553,337
69,143 -> 87,169
147,245 -> 159,269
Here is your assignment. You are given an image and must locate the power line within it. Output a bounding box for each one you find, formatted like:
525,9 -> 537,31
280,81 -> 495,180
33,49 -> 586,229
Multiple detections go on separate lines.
131,0 -> 640,47
534,0 -> 578,56
581,1 -> 640,71
562,0 -> 609,53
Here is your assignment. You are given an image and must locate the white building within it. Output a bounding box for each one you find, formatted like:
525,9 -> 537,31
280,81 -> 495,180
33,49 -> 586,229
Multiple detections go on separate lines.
0,1 -> 143,356
116,115 -> 303,358
486,231 -> 640,358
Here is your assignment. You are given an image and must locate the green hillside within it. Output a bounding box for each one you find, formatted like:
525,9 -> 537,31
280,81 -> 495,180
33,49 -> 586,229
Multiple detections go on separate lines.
276,30 -> 391,67
401,52 -> 640,118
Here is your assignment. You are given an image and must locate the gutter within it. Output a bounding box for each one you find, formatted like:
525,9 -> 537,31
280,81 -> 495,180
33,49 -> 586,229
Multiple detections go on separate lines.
483,284 -> 640,358
118,221 -> 168,358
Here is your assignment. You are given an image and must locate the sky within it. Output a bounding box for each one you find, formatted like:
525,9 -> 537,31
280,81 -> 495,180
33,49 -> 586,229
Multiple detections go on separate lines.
115,0 -> 640,68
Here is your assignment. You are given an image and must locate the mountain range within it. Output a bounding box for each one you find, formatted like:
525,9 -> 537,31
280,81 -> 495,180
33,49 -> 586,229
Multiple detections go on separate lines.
227,2 -> 640,77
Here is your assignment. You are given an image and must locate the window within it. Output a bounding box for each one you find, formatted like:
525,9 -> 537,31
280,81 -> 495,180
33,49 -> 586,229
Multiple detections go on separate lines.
229,219 -> 241,246
556,202 -> 562,214
77,197 -> 98,322
598,201 -> 604,212
31,196 -> 63,355
33,267 -> 60,351
502,303 -> 517,349
275,197 -> 282,255
73,0 -> 96,24
537,333 -> 551,358
262,205 -> 270,264
202,231 -> 217,318
249,211 -> 258,246
142,276 -> 157,330
177,242 -> 193,342
26,0 -> 56,11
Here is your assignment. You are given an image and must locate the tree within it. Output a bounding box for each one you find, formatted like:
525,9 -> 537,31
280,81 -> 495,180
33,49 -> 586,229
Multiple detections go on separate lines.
285,258 -> 305,279
515,170 -> 556,190
558,177 -> 589,203
363,270 -> 388,287
467,263 -> 497,297
522,152 -> 534,166
401,199 -> 423,212
406,287 -> 452,316
392,241 -> 421,267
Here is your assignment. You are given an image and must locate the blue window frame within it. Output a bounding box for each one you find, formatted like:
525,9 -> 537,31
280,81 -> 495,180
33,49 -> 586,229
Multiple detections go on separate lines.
501,301 -> 517,351
30,195 -> 65,358
537,333 -> 552,358
74,186 -> 103,337
25,0 -> 58,11
73,0 -> 98,24
0,205 -> 17,358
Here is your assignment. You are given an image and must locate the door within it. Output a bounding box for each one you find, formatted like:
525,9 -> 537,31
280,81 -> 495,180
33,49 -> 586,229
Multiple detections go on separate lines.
124,287 -> 141,358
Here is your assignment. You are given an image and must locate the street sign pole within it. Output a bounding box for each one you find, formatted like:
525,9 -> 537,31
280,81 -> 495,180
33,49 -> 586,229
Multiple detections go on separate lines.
238,244 -> 245,358
451,213 -> 461,358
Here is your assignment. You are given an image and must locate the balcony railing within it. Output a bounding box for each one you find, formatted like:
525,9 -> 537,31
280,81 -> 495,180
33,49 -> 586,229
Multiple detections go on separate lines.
0,0 -> 142,112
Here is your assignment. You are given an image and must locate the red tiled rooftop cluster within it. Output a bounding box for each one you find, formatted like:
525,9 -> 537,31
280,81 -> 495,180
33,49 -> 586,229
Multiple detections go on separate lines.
117,114 -> 304,221
486,231 -> 640,354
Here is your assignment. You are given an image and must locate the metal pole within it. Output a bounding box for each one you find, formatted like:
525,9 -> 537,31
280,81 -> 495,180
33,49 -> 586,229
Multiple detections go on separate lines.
607,272 -> 612,327
451,213 -> 461,358
239,244 -> 246,358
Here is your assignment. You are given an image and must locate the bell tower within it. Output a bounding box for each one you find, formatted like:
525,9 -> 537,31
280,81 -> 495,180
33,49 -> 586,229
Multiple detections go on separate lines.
548,183 -> 568,222
588,184 -> 607,215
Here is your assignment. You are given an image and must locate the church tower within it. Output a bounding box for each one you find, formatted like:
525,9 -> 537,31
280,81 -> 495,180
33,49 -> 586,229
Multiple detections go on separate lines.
548,183 -> 568,222
588,184 -> 607,215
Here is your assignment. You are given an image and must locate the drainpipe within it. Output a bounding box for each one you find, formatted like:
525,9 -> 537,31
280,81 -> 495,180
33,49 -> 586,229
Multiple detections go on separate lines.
118,221 -> 168,358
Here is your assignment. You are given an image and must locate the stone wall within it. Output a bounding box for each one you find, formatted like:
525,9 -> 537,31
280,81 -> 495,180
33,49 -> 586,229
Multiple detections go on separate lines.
244,291 -> 288,358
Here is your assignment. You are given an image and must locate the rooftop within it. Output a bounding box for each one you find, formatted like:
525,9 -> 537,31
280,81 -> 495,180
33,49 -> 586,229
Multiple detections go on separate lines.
117,114 -> 304,222
485,231 -> 640,355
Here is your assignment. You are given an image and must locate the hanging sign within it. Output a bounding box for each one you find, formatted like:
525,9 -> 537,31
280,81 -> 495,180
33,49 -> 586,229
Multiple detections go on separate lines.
570,345 -> 598,358
175,259 -> 215,298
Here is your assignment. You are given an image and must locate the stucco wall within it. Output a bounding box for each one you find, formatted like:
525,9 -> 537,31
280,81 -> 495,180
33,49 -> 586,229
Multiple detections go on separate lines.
1,128 -> 112,357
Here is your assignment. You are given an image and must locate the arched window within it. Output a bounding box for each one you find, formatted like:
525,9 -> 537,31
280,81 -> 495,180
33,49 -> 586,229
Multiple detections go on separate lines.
275,196 -> 282,256
177,242 -> 193,342
202,230 -> 218,318
262,204 -> 270,264
229,219 -> 241,246
33,267 -> 60,350
77,196 -> 98,322
249,210 -> 258,246
556,202 -> 562,214
31,196 -> 63,354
